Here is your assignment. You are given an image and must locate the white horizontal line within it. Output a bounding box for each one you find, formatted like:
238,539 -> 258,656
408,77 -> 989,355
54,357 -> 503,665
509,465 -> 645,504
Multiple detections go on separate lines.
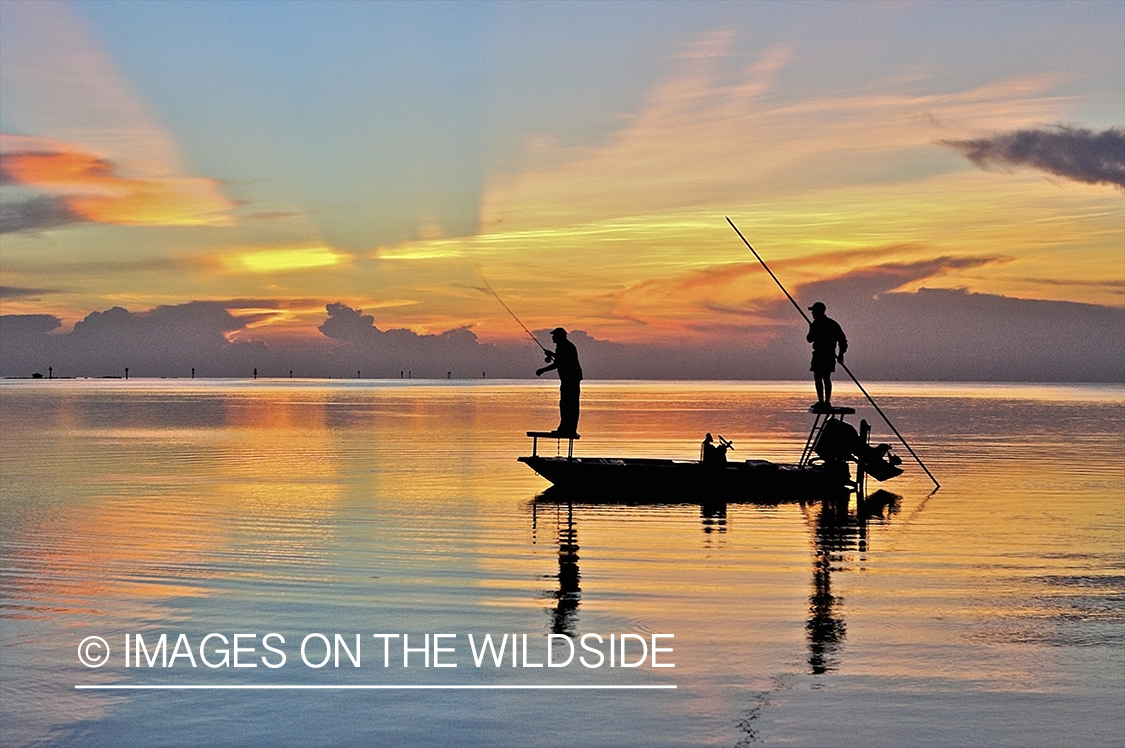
76,684 -> 676,691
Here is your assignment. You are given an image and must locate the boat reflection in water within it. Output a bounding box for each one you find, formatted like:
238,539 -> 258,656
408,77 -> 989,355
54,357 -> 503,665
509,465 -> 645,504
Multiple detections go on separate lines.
532,485 -> 901,676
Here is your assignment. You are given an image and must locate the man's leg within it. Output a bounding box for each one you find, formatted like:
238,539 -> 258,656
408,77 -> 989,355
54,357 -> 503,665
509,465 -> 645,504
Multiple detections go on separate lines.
814,373 -> 825,404
559,381 -> 580,436
823,374 -> 832,405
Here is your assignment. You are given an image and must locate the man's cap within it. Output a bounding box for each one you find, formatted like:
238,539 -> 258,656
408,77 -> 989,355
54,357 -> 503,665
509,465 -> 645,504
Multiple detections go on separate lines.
808,302 -> 826,313
550,327 -> 567,335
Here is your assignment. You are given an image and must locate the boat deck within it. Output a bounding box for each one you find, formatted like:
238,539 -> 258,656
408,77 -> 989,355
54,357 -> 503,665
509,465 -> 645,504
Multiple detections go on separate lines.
518,453 -> 848,499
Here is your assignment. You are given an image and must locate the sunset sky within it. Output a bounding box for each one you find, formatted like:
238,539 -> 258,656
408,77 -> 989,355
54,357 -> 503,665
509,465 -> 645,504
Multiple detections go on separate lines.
1,0 -> 1122,377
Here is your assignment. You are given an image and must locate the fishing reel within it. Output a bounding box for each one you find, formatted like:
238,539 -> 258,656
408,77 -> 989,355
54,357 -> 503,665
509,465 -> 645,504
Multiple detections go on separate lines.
543,351 -> 555,363
717,435 -> 734,451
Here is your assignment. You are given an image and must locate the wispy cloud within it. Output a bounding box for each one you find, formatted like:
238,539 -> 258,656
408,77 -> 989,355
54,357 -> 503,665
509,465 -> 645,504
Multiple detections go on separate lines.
0,284 -> 63,299
456,31 -> 1120,337
605,252 -> 1007,344
482,29 -> 1076,228
796,256 -> 1009,304
0,2 -> 187,176
0,0 -> 238,231
0,143 -> 236,229
941,126 -> 1125,188
0,194 -> 83,233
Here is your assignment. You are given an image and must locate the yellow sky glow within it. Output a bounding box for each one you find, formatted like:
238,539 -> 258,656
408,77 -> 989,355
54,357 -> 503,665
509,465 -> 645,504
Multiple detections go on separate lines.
223,246 -> 349,274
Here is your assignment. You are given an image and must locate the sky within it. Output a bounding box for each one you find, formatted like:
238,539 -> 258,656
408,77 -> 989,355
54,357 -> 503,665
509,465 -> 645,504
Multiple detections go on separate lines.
1,0 -> 1123,380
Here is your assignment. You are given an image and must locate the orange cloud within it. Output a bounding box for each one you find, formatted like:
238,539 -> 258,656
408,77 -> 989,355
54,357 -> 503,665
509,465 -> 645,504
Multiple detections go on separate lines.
601,249 -> 1008,345
1,145 -> 235,227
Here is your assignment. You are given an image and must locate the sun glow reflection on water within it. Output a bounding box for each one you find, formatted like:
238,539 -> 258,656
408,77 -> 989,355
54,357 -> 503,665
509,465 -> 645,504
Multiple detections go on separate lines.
0,380 -> 1122,747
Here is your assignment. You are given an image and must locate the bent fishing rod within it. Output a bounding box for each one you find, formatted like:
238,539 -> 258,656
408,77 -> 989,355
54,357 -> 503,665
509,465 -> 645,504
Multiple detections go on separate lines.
475,270 -> 553,360
725,216 -> 940,490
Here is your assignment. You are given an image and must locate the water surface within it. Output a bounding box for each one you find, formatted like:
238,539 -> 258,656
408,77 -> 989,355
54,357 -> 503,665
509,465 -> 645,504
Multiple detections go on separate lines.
1,380 -> 1122,746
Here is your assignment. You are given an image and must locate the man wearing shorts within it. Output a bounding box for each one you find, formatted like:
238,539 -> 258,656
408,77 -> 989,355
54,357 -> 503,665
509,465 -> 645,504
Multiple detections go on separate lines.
806,302 -> 847,411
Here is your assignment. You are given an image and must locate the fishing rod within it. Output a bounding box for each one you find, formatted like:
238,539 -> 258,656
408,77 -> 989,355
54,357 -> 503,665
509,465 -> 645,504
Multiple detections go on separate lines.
725,216 -> 940,490
475,270 -> 553,359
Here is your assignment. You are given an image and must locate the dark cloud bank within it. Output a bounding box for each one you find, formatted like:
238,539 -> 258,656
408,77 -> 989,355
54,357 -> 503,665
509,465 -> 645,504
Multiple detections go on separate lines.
3,278 -> 1122,381
942,126 -> 1125,188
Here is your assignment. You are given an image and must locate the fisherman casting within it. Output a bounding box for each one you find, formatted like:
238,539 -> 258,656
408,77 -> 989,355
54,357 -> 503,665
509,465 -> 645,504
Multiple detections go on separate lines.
536,327 -> 582,438
806,301 -> 847,412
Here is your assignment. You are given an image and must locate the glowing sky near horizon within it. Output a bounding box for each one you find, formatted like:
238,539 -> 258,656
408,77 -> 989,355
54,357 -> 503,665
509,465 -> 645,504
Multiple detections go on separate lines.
0,0 -> 1122,348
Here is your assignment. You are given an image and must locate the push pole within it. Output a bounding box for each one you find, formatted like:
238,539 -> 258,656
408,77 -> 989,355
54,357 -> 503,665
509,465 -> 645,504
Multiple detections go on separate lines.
726,216 -> 940,489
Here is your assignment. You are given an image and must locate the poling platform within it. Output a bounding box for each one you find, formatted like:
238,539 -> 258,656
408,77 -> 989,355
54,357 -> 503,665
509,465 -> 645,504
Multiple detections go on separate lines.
526,431 -> 580,459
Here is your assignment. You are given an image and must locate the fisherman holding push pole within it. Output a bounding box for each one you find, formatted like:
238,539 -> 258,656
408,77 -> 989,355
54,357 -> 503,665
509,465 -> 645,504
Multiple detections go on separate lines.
806,301 -> 847,412
536,327 -> 582,438
725,216 -> 940,489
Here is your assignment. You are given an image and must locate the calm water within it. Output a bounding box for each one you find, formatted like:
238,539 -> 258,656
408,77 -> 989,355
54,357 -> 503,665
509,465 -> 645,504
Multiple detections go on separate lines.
1,380 -> 1122,747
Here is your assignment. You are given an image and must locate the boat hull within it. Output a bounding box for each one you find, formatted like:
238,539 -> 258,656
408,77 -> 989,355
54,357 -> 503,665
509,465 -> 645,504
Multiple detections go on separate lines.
518,455 -> 849,501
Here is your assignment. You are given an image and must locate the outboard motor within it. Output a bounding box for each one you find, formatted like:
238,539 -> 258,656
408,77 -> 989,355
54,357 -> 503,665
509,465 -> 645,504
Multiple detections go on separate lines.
815,419 -> 904,481
859,442 -> 904,481
813,418 -> 860,462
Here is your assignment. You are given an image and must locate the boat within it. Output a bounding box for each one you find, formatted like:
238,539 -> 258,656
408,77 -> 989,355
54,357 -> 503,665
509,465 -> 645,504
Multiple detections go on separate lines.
518,405 -> 904,499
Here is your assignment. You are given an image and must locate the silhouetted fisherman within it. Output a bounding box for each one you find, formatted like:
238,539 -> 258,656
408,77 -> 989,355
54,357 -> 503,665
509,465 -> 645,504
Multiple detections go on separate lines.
806,302 -> 847,410
701,433 -> 730,465
536,327 -> 582,437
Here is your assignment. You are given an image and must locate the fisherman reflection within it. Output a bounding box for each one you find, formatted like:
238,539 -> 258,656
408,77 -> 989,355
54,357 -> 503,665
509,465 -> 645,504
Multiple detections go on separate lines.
546,502 -> 580,636
806,498 -> 852,674
805,490 -> 900,674
536,327 -> 582,438
806,302 -> 848,411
